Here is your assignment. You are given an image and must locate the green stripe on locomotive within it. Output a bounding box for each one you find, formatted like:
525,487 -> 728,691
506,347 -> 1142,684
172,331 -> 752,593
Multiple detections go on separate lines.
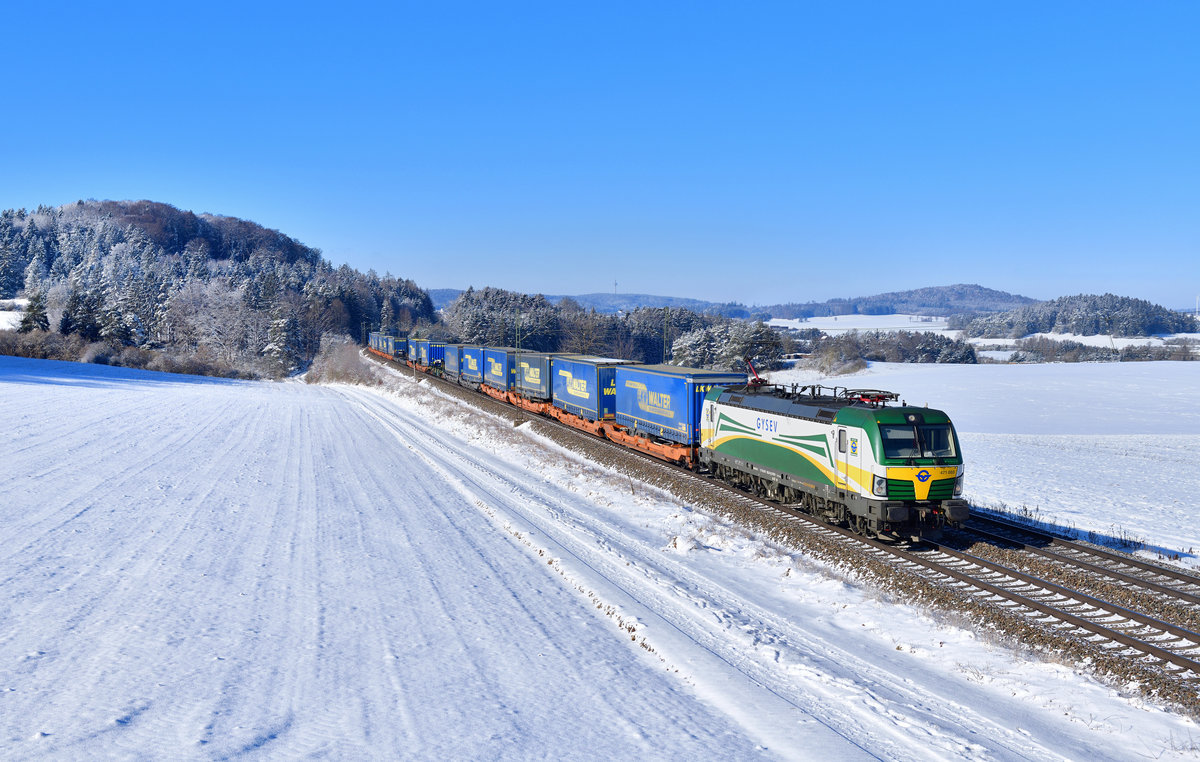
710,412 -> 836,485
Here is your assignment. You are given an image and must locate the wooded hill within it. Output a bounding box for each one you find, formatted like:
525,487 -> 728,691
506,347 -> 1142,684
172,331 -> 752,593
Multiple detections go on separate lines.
759,284 -> 1036,319
961,294 -> 1197,338
0,201 -> 435,376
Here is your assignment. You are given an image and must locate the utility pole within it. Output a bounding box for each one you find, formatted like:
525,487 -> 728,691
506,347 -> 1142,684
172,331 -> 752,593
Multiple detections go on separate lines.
663,307 -> 669,363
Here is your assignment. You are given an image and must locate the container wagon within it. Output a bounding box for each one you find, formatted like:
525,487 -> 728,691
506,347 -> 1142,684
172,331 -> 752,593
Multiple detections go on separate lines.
515,352 -> 579,401
550,356 -> 638,422
460,346 -> 485,385
614,364 -> 746,446
483,347 -> 519,392
444,344 -> 463,380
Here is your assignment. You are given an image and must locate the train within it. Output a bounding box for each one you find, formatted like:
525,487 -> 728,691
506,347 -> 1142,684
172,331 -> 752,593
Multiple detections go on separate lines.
366,332 -> 967,540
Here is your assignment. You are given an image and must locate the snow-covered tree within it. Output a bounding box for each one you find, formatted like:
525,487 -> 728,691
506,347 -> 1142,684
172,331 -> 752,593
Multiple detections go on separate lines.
18,290 -> 50,332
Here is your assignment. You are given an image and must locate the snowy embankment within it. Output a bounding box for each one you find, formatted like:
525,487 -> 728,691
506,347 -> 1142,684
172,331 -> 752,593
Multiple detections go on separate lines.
1,355 -> 1197,759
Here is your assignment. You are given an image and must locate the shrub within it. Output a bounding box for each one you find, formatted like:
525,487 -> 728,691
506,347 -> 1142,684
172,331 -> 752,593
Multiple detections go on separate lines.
306,334 -> 383,386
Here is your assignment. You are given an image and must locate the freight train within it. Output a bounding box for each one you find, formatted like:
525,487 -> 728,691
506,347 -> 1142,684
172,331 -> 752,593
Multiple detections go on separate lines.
366,332 -> 967,540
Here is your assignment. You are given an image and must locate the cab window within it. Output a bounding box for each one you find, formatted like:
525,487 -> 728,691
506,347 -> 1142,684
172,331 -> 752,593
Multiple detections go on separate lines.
879,424 -> 956,459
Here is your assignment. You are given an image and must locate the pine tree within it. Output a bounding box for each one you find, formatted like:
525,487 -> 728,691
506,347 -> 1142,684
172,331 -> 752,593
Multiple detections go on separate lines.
0,240 -> 19,298
59,286 -> 102,341
18,290 -> 50,332
380,299 -> 394,334
263,308 -> 299,376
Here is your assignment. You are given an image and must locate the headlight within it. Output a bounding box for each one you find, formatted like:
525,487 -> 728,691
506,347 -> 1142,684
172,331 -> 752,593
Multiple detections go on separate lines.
873,475 -> 888,497
954,473 -> 964,496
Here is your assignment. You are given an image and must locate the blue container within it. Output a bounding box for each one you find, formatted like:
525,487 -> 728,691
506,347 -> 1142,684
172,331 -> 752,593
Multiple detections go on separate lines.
407,338 -> 418,360
551,356 -> 637,421
417,340 -> 446,367
515,352 -> 577,401
460,346 -> 484,384
483,347 -> 518,390
444,344 -> 462,378
614,364 -> 746,445
370,333 -> 402,360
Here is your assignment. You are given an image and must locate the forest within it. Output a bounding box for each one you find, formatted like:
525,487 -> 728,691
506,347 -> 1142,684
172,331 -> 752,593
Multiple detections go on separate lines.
957,293 -> 1197,338
0,201 -> 434,377
0,201 -> 798,376
8,200 -> 1183,378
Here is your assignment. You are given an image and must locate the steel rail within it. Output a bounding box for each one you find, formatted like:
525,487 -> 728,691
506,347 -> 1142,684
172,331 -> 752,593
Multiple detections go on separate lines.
968,514 -> 1200,589
914,539 -> 1200,674
957,524 -> 1200,607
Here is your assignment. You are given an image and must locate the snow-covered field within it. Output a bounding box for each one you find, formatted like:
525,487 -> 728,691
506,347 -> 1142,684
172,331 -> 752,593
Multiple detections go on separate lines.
769,312 -> 1200,359
0,298 -> 25,331
2,354 -> 1198,758
978,331 -> 1200,352
770,314 -> 955,337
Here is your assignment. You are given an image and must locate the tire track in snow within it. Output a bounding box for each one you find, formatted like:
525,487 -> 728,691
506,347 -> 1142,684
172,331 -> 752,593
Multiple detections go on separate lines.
339,382 -> 1078,761
337,386 -> 881,759
331,385 -> 775,758
0,386 -> 311,755
334,396 -> 641,754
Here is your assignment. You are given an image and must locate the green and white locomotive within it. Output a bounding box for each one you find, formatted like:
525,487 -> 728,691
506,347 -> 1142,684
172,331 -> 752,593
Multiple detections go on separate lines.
700,383 -> 968,540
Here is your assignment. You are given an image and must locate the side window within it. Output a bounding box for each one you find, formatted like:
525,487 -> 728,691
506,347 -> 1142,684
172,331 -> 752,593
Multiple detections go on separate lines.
838,429 -> 847,453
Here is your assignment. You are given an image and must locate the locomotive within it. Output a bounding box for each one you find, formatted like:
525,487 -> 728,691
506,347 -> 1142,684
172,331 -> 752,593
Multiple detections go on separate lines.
366,332 -> 967,540
701,382 -> 967,540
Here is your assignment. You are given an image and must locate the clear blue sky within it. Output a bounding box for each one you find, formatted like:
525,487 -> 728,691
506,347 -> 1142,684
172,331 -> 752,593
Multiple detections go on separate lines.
2,2 -> 1197,308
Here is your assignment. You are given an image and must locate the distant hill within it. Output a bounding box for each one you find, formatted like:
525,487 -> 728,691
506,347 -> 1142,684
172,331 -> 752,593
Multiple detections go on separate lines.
431,283 -> 1033,319
430,288 -> 748,316
757,284 -> 1037,319
962,293 -> 1198,338
428,289 -> 467,310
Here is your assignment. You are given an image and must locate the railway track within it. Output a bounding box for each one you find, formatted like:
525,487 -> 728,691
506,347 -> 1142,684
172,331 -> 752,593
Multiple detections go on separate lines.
373,355 -> 1200,693
962,514 -> 1200,606
726,490 -> 1200,681
908,537 -> 1200,677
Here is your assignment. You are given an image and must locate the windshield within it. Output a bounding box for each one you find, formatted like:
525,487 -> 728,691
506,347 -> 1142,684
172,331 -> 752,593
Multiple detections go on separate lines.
879,424 -> 957,460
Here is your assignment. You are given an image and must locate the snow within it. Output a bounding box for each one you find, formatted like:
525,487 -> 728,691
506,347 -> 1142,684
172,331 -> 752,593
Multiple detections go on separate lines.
770,314 -> 957,337
972,331 -> 1200,351
0,299 -> 24,330
2,354 -> 1199,758
770,312 -> 1200,354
